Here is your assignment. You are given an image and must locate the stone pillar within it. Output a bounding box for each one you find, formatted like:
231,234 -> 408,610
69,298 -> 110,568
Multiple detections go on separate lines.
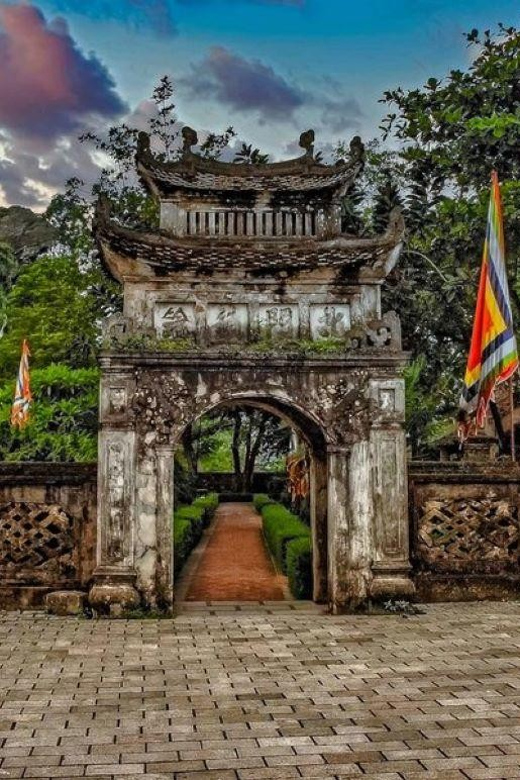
132,444 -> 174,612
310,453 -> 327,603
327,441 -> 376,612
369,379 -> 414,600
89,428 -> 140,615
155,445 -> 174,611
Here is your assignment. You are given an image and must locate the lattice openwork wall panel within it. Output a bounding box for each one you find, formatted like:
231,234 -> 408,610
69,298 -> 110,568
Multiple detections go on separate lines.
416,496 -> 520,574
0,501 -> 77,583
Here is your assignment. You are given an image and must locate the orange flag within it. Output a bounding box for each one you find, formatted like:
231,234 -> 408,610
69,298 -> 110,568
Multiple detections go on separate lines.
11,340 -> 32,428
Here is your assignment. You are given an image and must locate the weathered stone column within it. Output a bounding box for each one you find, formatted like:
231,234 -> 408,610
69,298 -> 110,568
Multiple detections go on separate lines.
327,440 -> 375,612
132,444 -> 174,612
155,444 -> 174,611
310,453 -> 328,603
89,368 -> 140,616
89,428 -> 140,615
369,378 -> 414,600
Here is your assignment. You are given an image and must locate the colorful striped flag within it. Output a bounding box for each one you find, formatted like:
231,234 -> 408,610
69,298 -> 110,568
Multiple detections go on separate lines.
10,340 -> 32,429
459,171 -> 518,436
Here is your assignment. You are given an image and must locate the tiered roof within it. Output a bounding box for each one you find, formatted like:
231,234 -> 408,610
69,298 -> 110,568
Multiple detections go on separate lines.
135,128 -> 364,197
94,127 -> 405,282
95,197 -> 404,281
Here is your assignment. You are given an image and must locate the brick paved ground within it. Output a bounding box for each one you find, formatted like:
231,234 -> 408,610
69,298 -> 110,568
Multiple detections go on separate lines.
2,602 -> 520,779
184,503 -> 287,602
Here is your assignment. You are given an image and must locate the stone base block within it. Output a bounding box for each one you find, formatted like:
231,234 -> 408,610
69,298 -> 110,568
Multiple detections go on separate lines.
89,583 -> 140,617
45,590 -> 86,616
415,573 -> 520,602
0,586 -> 59,610
370,571 -> 416,601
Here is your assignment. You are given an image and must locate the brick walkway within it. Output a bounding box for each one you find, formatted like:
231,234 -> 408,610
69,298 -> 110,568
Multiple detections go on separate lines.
183,503 -> 287,602
3,603 -> 520,778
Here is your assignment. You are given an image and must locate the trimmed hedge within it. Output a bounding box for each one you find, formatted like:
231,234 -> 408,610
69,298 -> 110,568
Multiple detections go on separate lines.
286,536 -> 312,599
253,495 -> 312,601
192,492 -> 219,520
173,492 -> 219,578
261,503 -> 310,573
253,493 -> 277,512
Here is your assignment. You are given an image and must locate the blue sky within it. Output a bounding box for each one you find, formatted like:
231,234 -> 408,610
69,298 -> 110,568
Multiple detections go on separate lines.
1,0 -> 519,207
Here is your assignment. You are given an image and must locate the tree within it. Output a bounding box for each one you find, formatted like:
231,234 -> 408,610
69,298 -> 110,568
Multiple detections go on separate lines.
0,364 -> 99,462
0,241 -> 18,339
0,254 -> 106,381
190,406 -> 291,491
374,25 -> 520,452
233,143 -> 270,165
46,75 -> 237,255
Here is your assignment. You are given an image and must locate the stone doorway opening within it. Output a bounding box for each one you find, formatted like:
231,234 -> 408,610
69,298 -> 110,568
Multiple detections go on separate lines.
173,397 -> 329,605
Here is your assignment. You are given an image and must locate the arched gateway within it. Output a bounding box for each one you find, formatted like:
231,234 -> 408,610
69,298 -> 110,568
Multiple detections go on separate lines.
89,128 -> 414,615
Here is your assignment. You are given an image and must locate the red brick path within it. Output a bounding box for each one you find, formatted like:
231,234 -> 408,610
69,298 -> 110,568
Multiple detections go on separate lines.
185,502 -> 287,601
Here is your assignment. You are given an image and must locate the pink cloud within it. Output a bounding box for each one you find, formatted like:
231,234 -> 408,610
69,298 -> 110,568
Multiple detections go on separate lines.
0,3 -> 126,144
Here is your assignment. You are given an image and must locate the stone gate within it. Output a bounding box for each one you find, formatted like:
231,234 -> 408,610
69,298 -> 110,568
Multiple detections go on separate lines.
89,128 -> 414,614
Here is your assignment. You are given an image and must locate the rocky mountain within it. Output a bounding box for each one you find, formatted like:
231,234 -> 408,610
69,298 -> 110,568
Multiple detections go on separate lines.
0,206 -> 57,262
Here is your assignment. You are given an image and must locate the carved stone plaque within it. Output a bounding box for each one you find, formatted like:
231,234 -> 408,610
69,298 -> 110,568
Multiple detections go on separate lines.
257,305 -> 298,338
206,304 -> 247,343
379,388 -> 396,413
154,303 -> 196,338
369,380 -> 405,423
109,387 -> 127,415
310,304 -> 350,340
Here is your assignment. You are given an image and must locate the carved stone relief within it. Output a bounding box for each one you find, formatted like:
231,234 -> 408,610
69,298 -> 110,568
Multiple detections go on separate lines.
155,303 -> 196,338
109,387 -> 127,415
310,304 -> 350,339
369,379 -> 405,423
256,305 -> 298,338
206,304 -> 248,343
100,431 -> 135,567
107,442 -> 126,563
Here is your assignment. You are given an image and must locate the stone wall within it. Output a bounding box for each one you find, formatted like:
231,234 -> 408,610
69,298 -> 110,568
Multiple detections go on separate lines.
195,472 -> 286,496
0,463 -> 97,609
408,461 -> 520,601
2,460 -> 520,609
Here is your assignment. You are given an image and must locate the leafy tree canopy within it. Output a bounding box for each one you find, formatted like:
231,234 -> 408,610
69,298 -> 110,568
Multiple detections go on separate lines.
0,364 -> 99,462
346,24 -> 520,453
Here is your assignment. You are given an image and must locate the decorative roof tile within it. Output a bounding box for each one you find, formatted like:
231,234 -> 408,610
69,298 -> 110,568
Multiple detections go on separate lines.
94,197 -> 404,281
136,128 -> 364,196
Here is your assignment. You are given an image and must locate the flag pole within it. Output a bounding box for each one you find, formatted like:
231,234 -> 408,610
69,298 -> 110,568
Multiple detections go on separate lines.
511,377 -> 516,462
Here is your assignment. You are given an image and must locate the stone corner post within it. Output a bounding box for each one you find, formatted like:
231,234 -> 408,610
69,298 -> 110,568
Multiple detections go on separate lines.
154,443 -> 175,612
89,371 -> 140,616
368,377 -> 415,600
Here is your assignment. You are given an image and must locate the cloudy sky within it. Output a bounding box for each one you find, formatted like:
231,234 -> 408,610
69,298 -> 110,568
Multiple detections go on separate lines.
0,0 -> 519,210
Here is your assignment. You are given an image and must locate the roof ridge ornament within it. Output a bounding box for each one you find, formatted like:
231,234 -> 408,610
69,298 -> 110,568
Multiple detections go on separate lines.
349,136 -> 365,166
299,129 -> 315,158
182,126 -> 198,157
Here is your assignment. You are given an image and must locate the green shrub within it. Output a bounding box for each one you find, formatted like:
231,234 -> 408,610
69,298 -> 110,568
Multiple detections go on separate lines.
286,537 -> 313,599
253,493 -> 276,512
173,518 -> 194,574
192,492 -> 219,525
173,493 -> 219,579
0,364 -> 99,462
260,503 -> 310,574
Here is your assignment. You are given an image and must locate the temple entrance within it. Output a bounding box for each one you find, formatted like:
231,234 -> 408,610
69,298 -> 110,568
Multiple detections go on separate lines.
172,399 -> 329,604
89,125 -> 414,616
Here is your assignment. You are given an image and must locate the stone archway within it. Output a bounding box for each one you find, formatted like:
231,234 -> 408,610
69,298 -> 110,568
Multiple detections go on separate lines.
90,354 -> 413,615
89,125 -> 415,615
